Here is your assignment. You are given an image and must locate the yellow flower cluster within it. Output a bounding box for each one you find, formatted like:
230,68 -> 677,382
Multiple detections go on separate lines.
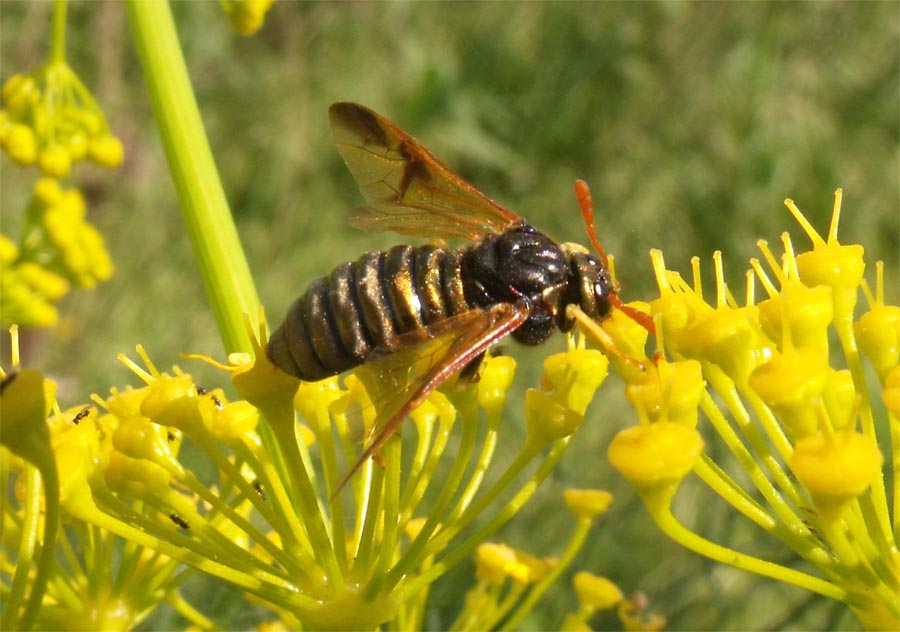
1,315 -> 622,629
0,332 -> 192,631
451,488 -> 639,631
1,179 -> 113,327
0,64 -> 123,178
220,0 -> 277,37
0,233 -> 69,328
603,190 -> 898,630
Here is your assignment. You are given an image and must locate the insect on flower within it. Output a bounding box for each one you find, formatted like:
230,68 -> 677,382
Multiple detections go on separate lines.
267,102 -> 653,491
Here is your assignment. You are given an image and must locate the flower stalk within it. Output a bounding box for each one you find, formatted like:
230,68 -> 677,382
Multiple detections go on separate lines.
124,0 -> 260,354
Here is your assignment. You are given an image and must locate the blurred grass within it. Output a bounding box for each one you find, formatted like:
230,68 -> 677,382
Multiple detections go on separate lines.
1,1 -> 897,630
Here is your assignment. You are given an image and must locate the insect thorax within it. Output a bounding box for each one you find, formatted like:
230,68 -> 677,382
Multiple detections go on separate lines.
461,222 -> 569,345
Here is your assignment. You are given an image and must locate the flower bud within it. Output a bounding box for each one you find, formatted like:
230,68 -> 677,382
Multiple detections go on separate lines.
524,389 -> 584,451
757,283 -> 833,358
608,422 -> 703,490
476,355 -> 516,420
541,347 -> 608,416
674,306 -> 770,385
573,572 -> 623,611
38,144 -> 72,178
749,347 -> 828,438
855,305 -> 900,382
140,373 -> 203,434
4,123 -> 37,164
791,431 -> 882,507
88,134 -> 124,168
625,360 -> 705,427
563,488 -> 613,520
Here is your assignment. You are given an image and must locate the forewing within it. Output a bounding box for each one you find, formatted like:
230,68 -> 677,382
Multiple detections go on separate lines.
332,302 -> 529,496
329,102 -> 521,241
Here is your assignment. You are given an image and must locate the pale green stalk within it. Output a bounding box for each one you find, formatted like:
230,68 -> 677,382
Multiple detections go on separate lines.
125,0 -> 260,355
50,0 -> 67,64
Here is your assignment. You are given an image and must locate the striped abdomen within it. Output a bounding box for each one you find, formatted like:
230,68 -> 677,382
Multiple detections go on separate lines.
267,245 -> 472,381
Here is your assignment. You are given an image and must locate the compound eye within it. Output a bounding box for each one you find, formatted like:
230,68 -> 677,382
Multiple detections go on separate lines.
594,270 -> 612,299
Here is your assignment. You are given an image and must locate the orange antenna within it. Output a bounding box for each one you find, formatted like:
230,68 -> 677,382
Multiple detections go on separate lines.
574,179 -> 655,336
574,179 -> 610,268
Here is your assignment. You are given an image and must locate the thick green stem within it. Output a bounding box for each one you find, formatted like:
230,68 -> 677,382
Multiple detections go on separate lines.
125,0 -> 260,354
51,0 -> 67,63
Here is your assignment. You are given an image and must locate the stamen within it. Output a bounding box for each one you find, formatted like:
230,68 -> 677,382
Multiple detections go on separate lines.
691,256 -> 702,297
650,249 -> 671,294
756,240 -> 787,287
118,353 -> 154,384
713,251 -> 726,309
135,344 -> 161,378
827,188 -> 843,246
181,352 -> 235,372
780,233 -> 799,280
653,312 -> 667,359
745,269 -> 756,306
723,284 -> 739,310
9,324 -> 20,369
749,258 -> 778,299
784,198 -> 826,248
876,260 -> 884,306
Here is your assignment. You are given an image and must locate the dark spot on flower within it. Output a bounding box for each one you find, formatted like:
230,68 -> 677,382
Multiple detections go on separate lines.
169,513 -> 190,529
72,406 -> 91,425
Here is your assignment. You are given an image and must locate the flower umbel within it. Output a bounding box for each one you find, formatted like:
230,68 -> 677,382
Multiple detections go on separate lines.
606,189 -> 899,630
0,0 -> 123,177
4,314 -> 611,628
1,327 -> 209,631
1,179 -> 114,327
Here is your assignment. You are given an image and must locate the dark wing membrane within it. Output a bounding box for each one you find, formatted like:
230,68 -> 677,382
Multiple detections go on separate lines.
329,102 -> 521,241
332,301 -> 529,496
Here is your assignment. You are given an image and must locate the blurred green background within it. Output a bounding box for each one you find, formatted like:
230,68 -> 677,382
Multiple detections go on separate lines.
2,1 -> 897,630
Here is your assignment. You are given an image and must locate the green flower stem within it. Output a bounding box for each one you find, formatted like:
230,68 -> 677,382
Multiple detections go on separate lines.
705,368 -> 806,509
698,384 -> 809,532
694,456 -> 837,571
844,347 -> 892,541
376,408 -> 479,598
857,495 -> 899,580
355,465 -> 385,572
177,469 -> 312,582
125,0 -> 260,355
490,584 -> 527,629
499,516 -> 594,632
447,410 -> 502,523
84,490 -> 316,610
400,438 -> 571,603
50,0 -> 67,64
188,433 -> 299,552
377,436 -> 402,579
166,589 -> 215,630
231,442 -> 311,558
4,464 -> 59,632
646,499 -> 851,603
313,408 -> 347,562
400,405 -> 455,522
265,416 -> 343,586
26,470 -> 60,631
1,467 -> 35,630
